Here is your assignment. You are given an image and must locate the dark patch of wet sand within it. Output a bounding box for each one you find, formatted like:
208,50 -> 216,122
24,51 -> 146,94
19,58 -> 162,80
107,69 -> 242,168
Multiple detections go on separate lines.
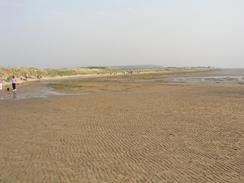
165,69 -> 244,84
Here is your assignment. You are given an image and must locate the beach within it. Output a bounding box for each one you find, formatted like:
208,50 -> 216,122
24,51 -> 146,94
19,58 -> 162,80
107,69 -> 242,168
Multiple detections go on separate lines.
0,70 -> 243,182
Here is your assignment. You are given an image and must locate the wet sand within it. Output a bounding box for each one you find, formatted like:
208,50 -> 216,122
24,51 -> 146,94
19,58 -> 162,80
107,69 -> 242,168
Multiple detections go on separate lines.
0,72 -> 244,182
0,81 -> 79,101
165,69 -> 244,84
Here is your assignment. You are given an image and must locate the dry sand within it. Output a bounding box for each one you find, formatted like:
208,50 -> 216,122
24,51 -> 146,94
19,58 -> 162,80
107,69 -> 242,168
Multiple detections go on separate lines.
0,74 -> 244,182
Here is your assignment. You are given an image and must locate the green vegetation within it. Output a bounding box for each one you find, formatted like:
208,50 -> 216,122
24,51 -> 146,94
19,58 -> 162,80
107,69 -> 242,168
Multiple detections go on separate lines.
48,78 -> 146,93
0,66 -> 211,83
48,67 -> 212,93
0,67 -> 115,81
0,67 -> 47,78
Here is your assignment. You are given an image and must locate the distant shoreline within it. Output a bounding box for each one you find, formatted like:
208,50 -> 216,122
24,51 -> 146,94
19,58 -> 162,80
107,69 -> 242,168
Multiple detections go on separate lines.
1,67 -> 213,87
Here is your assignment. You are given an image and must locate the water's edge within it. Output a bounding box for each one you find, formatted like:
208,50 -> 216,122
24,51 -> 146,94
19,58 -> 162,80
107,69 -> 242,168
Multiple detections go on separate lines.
165,69 -> 244,84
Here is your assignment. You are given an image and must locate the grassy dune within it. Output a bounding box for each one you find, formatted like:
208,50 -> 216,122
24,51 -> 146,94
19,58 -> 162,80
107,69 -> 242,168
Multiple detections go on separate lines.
0,66 -> 211,84
0,67 -> 115,80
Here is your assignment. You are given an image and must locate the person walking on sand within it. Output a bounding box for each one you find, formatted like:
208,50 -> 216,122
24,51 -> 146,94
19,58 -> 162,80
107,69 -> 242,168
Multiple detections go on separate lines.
11,76 -> 17,92
0,76 -> 3,91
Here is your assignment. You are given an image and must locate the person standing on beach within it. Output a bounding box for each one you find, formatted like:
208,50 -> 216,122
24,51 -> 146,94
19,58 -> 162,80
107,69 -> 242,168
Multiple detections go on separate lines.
0,76 -> 3,91
11,76 -> 17,92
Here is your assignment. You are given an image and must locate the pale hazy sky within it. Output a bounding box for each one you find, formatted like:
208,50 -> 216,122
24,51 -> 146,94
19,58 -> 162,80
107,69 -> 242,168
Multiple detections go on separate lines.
0,0 -> 244,68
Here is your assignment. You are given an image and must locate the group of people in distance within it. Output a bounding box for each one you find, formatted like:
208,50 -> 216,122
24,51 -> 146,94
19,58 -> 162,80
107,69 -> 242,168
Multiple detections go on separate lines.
0,76 -> 17,92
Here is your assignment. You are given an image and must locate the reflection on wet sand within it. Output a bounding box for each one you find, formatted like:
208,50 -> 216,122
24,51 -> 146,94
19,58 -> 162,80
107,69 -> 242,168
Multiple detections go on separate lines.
0,81 -> 78,100
165,69 -> 244,84
1,69 -> 244,100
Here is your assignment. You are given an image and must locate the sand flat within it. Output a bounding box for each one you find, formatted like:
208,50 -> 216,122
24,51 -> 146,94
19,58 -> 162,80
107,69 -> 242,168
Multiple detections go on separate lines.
0,77 -> 244,182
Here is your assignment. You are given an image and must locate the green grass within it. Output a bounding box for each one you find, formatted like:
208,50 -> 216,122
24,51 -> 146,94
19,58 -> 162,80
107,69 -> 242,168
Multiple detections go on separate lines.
0,66 -> 212,83
47,67 -> 212,93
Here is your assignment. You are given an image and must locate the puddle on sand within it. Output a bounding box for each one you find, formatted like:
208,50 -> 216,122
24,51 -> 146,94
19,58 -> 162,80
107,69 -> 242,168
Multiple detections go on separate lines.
167,76 -> 244,84
165,69 -> 244,84
0,82 -> 80,101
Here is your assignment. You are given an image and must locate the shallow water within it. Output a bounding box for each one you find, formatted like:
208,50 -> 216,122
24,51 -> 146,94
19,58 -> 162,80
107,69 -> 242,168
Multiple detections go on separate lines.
0,81 -> 78,101
165,69 -> 244,84
1,69 -> 243,100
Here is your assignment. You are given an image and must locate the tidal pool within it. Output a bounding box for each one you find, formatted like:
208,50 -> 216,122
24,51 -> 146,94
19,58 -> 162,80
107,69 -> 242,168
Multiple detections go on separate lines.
165,69 -> 244,84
